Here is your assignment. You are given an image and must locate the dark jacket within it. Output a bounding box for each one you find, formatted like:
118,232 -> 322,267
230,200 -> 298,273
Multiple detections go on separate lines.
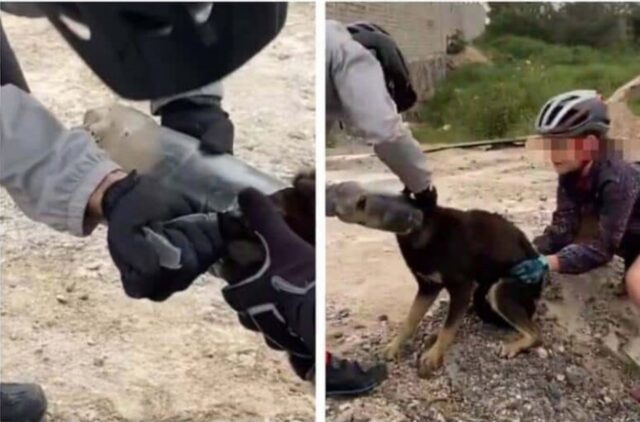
534,159 -> 640,273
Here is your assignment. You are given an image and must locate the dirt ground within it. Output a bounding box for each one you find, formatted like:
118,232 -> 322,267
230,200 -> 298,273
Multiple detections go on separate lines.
326,79 -> 640,422
0,4 -> 314,422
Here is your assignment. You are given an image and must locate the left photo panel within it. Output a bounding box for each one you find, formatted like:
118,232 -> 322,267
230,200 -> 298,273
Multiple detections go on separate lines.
0,3 -> 316,422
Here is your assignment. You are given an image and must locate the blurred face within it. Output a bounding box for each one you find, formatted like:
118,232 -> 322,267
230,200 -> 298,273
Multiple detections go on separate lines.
541,135 -> 600,175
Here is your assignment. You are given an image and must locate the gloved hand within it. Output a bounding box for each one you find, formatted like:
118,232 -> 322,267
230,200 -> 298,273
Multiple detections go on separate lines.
221,187 -> 315,359
289,354 -> 315,381
102,171 -> 224,301
510,255 -> 549,284
157,97 -> 234,155
403,185 -> 438,211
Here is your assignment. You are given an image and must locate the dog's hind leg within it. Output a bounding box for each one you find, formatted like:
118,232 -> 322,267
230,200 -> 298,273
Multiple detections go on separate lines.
487,280 -> 541,359
418,282 -> 473,378
383,282 -> 441,361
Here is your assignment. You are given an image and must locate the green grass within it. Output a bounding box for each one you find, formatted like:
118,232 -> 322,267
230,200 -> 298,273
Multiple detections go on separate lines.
415,35 -> 640,144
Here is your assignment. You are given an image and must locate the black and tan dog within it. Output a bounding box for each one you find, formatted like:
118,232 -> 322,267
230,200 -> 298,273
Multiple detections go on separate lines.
377,189 -> 544,378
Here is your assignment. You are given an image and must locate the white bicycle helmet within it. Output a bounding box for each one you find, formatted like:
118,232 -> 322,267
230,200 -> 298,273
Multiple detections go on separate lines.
535,90 -> 610,137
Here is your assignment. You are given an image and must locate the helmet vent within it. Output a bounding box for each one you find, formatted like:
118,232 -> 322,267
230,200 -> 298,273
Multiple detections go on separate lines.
539,102 -> 553,125
59,14 -> 91,41
120,11 -> 173,36
546,105 -> 562,126
571,111 -> 589,127
187,4 -> 214,25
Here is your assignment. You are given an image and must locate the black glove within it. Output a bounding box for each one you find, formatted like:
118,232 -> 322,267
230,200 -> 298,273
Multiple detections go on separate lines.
289,354 -> 315,381
403,185 -> 438,211
157,96 -> 234,155
102,172 -> 224,301
221,188 -> 315,359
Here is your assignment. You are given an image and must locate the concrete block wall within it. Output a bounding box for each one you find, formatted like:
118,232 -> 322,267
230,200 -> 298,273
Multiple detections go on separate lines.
327,2 -> 486,101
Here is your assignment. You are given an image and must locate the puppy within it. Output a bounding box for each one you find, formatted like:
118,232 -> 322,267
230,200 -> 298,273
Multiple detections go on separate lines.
383,189 -> 544,378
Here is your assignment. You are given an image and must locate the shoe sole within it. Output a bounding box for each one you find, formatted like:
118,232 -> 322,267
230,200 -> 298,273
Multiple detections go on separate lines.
326,382 -> 379,398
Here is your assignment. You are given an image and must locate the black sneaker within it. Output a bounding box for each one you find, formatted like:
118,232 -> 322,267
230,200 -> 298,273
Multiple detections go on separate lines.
0,383 -> 47,422
326,356 -> 387,398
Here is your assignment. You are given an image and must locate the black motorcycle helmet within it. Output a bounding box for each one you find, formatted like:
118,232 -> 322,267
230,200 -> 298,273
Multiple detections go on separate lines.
36,3 -> 287,99
346,22 -> 417,112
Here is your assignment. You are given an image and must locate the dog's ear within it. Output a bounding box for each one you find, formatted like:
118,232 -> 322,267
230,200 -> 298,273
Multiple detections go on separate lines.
401,186 -> 438,213
266,170 -> 316,245
421,186 -> 438,210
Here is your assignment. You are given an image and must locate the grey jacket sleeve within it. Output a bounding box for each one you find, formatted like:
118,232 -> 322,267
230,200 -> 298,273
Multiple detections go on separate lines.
0,85 -> 121,236
326,20 -> 431,193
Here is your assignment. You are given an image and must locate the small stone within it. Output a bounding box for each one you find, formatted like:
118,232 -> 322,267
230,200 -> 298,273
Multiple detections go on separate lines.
354,324 -> 366,330
87,340 -> 96,346
557,345 -> 565,353
603,396 -> 612,404
331,331 -> 344,339
65,282 -> 76,293
86,262 -> 101,271
288,131 -> 306,140
334,408 -> 354,422
338,403 -> 352,412
337,308 -> 351,319
79,293 -> 89,301
556,374 -> 566,382
93,357 -> 105,367
56,295 -> 68,304
535,347 -> 549,359
378,314 -> 389,322
565,365 -> 588,387
547,384 -> 562,403
540,195 -> 548,202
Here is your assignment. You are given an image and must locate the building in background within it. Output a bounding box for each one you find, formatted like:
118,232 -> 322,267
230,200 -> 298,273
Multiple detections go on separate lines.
327,2 -> 487,102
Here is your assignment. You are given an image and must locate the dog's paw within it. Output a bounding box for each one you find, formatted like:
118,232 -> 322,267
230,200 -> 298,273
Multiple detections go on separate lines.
417,348 -> 443,378
498,341 -> 526,359
382,341 -> 402,361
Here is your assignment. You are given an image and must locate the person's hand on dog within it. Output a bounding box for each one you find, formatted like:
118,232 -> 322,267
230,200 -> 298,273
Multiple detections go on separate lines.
221,187 -> 315,360
510,255 -> 549,284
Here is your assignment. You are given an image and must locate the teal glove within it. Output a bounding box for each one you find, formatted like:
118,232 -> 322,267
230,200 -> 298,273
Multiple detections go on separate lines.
510,255 -> 549,284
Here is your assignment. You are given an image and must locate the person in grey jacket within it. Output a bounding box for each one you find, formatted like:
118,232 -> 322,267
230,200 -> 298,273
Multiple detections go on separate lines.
1,4 -> 308,420
324,20 -> 436,397
326,20 -> 435,205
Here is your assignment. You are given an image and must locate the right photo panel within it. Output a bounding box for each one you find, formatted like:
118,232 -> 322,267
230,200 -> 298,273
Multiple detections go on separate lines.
325,2 -> 640,421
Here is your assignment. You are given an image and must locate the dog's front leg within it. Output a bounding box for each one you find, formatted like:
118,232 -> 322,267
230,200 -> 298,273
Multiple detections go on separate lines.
383,282 -> 441,360
418,282 -> 473,378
